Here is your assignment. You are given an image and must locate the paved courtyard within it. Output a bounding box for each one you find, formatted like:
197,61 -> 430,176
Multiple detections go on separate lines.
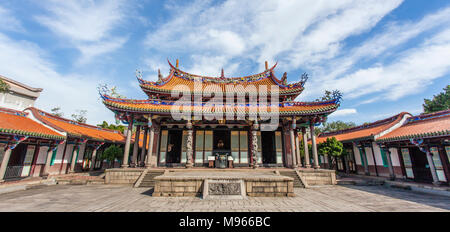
0,184 -> 448,212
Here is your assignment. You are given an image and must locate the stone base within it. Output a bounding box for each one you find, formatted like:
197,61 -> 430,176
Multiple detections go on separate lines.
104,168 -> 144,185
152,171 -> 294,197
297,169 -> 337,186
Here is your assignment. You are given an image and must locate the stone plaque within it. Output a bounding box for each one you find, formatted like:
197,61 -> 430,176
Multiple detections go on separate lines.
209,182 -> 241,195
203,179 -> 246,199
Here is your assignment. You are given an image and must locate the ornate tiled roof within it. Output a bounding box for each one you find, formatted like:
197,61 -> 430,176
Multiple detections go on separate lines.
101,95 -> 339,117
28,107 -> 125,143
0,107 -> 65,140
377,110 -> 450,142
317,112 -> 410,143
138,60 -> 305,97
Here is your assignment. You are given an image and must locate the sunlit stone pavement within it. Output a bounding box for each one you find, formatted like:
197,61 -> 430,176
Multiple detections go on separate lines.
0,184 -> 448,212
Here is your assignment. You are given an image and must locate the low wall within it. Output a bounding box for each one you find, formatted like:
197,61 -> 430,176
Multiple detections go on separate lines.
152,172 -> 294,197
298,169 -> 337,186
104,168 -> 144,185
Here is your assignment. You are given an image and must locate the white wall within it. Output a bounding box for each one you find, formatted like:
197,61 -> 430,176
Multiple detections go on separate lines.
53,143 -> 66,164
389,147 -> 401,167
372,142 -> 385,166
36,146 -> 48,164
364,147 -> 374,165
77,144 -> 86,163
353,144 -> 362,165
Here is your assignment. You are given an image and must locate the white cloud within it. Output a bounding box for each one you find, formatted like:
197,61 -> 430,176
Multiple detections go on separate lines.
0,33 -> 114,125
144,0 -> 402,74
0,5 -> 24,32
329,28 -> 450,101
36,0 -> 128,62
329,108 -> 357,117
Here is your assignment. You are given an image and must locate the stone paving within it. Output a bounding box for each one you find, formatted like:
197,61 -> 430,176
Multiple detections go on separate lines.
0,184 -> 448,212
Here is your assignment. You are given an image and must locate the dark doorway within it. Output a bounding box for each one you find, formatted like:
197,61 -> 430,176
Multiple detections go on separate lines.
213,130 -> 231,150
166,130 -> 182,163
410,147 -> 433,183
261,131 -> 276,164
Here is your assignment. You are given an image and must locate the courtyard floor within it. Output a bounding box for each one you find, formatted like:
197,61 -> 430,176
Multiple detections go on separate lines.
0,184 -> 448,212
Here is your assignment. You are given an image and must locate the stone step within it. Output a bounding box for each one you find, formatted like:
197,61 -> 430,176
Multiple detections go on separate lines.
279,171 -> 305,188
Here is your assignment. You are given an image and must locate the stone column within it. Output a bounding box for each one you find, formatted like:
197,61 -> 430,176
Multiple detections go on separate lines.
382,147 -> 395,180
90,148 -> 98,171
43,147 -> 54,176
122,118 -> 134,168
69,145 -> 78,173
145,125 -> 155,168
0,148 -> 12,182
131,125 -> 141,167
139,126 -> 148,167
186,121 -> 194,168
310,122 -> 320,169
295,130 -> 302,168
425,148 -> 440,185
289,125 -> 297,168
302,127 -> 311,168
251,122 -> 259,169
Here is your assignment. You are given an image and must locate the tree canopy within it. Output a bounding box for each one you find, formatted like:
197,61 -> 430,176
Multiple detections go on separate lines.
315,121 -> 356,135
0,79 -> 10,93
71,109 -> 87,124
100,145 -> 123,168
318,137 -> 344,157
97,121 -> 126,133
51,107 -> 64,117
423,85 -> 450,113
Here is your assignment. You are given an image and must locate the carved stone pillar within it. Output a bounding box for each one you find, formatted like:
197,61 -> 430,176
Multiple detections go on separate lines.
310,122 -> 320,169
289,124 -> 297,168
145,125 -> 155,168
122,117 -> 134,168
131,125 -> 141,167
251,122 -> 259,169
139,126 -> 148,167
186,121 -> 194,168
302,127 -> 311,168
295,130 -> 302,168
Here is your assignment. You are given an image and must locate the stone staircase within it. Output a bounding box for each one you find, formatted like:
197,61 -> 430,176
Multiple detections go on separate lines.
136,170 -> 165,188
279,170 -> 305,188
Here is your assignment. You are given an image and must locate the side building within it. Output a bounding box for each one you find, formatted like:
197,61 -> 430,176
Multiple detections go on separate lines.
316,112 -> 411,177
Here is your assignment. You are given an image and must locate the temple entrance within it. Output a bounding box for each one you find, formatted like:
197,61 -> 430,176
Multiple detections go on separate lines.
409,147 -> 433,183
261,131 -> 276,164
166,130 -> 182,164
213,130 -> 231,168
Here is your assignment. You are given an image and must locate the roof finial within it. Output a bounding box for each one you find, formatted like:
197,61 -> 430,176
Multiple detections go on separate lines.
221,68 -> 224,78
176,59 -> 179,68
157,69 -> 163,83
265,61 -> 268,70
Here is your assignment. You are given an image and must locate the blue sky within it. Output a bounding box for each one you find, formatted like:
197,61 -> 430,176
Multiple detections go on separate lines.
0,0 -> 449,125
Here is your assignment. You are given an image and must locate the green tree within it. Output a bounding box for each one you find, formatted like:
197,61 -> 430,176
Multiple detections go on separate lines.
318,137 -> 343,170
423,85 -> 450,113
71,109 -> 87,123
0,79 -> 10,93
51,107 -> 64,117
97,121 -> 126,133
316,121 -> 356,135
100,145 -> 123,168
